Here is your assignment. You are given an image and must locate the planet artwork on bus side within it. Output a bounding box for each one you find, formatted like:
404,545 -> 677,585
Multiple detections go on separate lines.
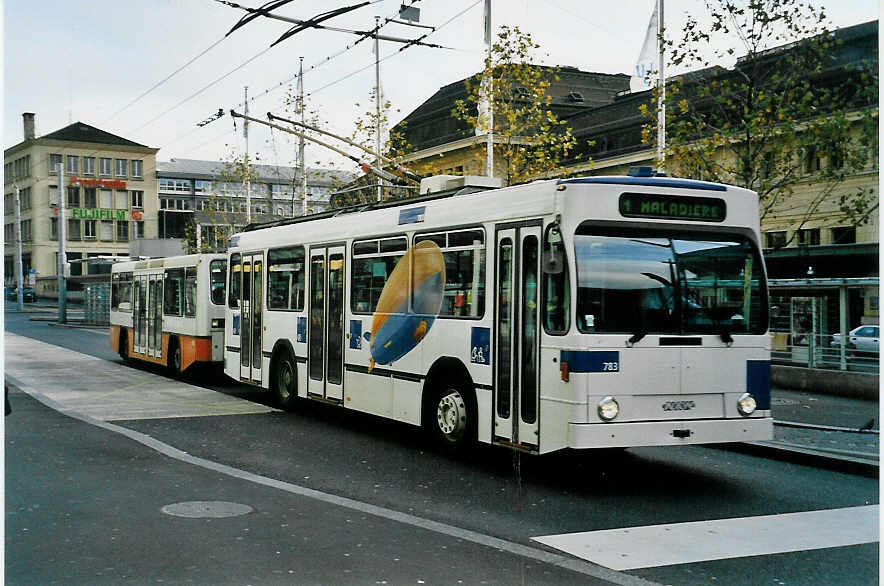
369,241 -> 446,370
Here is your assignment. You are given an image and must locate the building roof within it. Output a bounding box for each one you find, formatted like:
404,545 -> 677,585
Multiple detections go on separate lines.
41,122 -> 151,148
156,158 -> 355,186
396,66 -> 630,152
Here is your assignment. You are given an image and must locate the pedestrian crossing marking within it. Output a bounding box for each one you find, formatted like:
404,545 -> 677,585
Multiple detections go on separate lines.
532,505 -> 879,570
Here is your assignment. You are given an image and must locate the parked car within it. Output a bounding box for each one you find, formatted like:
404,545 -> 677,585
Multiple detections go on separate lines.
5,286 -> 36,303
831,325 -> 879,353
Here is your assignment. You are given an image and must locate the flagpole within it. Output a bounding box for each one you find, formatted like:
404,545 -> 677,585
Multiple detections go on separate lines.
656,0 -> 665,172
484,0 -> 493,178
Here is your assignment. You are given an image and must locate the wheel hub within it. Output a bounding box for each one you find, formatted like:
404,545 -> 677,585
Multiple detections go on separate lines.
278,364 -> 292,399
436,390 -> 467,438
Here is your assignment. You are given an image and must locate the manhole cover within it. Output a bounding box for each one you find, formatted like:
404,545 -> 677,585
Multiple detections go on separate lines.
161,501 -> 253,518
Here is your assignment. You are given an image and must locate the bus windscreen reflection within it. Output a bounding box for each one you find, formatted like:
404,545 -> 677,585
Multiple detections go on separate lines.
574,230 -> 767,335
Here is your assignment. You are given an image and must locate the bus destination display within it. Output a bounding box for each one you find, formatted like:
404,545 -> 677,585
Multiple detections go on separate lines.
619,192 -> 726,222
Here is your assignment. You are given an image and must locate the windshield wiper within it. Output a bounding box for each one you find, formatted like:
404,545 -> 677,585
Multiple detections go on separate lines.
720,329 -> 734,346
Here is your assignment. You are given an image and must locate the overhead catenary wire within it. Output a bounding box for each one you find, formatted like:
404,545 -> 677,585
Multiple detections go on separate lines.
172,0 -> 473,160
128,46 -> 274,134
103,36 -> 228,124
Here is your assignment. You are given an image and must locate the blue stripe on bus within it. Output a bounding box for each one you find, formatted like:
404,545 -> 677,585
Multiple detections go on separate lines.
746,360 -> 771,410
558,177 -> 728,192
560,350 -> 620,373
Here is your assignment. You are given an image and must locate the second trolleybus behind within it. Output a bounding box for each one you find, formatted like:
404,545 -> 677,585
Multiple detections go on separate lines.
110,253 -> 227,375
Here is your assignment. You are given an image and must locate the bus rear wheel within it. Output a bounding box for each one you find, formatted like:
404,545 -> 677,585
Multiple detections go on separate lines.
272,352 -> 298,410
119,330 -> 130,362
426,383 -> 475,450
167,337 -> 182,377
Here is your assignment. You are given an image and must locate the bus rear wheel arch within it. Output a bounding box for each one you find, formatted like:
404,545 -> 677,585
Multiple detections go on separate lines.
422,359 -> 477,450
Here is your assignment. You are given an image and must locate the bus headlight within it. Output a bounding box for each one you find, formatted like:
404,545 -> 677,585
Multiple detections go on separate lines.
737,392 -> 757,416
598,396 -> 620,421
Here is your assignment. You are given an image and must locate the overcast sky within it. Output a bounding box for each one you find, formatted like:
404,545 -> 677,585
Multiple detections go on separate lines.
3,0 -> 878,172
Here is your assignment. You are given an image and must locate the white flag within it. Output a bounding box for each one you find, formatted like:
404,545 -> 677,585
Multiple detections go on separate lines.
476,74 -> 493,136
631,1 -> 659,92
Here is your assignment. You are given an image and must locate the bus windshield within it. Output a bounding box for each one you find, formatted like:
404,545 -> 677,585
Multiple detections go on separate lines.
574,227 -> 767,335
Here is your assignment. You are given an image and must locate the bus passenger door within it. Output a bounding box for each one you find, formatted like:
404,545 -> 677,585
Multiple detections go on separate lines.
308,246 -> 345,402
239,254 -> 263,383
147,273 -> 163,359
493,224 -> 542,448
133,276 -> 145,355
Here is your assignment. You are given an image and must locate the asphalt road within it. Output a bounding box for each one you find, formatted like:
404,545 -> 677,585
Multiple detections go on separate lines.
5,310 -> 880,585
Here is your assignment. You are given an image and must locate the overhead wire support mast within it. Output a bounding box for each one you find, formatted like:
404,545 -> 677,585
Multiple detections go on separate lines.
230,111 -> 415,186
266,113 -> 423,183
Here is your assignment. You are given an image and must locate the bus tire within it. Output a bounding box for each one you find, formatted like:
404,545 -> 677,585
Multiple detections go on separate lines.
272,350 -> 298,410
424,380 -> 477,451
167,336 -> 182,377
119,330 -> 130,362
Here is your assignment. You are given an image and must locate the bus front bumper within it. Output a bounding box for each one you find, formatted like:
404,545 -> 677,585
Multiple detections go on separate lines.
569,417 -> 773,449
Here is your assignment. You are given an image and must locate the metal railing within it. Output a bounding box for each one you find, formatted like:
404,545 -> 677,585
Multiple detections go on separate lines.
771,331 -> 879,374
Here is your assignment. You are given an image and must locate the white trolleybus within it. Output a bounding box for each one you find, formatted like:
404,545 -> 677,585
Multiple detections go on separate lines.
110,254 -> 228,375
224,170 -> 772,454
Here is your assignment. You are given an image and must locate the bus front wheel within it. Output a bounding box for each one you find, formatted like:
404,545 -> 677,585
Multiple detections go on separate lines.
272,352 -> 298,410
426,383 -> 476,450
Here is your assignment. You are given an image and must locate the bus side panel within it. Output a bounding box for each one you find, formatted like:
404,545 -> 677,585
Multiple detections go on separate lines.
538,346 -> 584,453
109,325 -> 121,354
345,371 -> 394,418
392,378 -> 420,425
475,386 -> 493,444
179,335 -> 215,371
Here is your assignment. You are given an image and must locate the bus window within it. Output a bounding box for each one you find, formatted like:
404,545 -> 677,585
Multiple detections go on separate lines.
210,259 -> 227,305
112,272 -> 133,311
184,267 -> 197,317
417,228 -> 485,318
119,272 -> 132,311
164,268 -> 184,316
268,246 -> 305,311
228,253 -> 241,308
351,236 -> 406,314
542,225 -> 570,334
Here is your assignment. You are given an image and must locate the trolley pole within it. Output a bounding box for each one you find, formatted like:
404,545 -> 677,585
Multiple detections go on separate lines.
57,164 -> 67,323
13,184 -> 24,311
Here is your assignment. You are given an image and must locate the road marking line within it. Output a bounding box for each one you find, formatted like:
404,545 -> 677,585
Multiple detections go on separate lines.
532,505 -> 879,571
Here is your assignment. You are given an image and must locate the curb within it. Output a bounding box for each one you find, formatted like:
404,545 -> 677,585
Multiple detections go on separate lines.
713,440 -> 879,478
